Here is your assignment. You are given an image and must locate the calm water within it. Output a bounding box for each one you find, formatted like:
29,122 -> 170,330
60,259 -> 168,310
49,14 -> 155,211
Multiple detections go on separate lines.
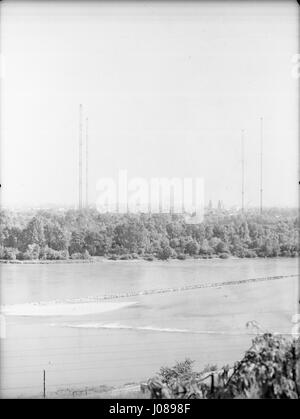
0,258 -> 298,398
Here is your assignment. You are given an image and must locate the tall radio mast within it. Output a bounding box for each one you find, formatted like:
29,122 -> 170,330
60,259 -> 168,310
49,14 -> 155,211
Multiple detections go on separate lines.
260,117 -> 263,215
78,104 -> 83,210
241,129 -> 245,213
85,117 -> 89,207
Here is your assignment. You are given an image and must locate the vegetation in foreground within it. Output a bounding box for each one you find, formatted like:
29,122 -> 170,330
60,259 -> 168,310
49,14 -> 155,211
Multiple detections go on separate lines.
144,333 -> 300,399
50,333 -> 299,399
0,208 -> 298,261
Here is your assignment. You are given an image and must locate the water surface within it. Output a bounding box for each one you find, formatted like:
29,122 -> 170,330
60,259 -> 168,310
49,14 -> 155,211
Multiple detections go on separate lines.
0,258 -> 298,398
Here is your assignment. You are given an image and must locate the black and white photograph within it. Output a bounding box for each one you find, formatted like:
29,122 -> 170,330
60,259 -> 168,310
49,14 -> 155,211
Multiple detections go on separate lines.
0,0 -> 299,402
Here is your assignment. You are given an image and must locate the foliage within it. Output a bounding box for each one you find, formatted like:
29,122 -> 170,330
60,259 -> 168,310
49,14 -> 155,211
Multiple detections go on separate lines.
159,359 -> 195,382
0,208 -> 298,260
157,245 -> 175,260
22,244 -> 41,260
152,334 -> 300,399
219,252 -> 229,259
70,250 -> 90,260
0,246 -> 18,260
40,246 -> 69,260
225,334 -> 300,399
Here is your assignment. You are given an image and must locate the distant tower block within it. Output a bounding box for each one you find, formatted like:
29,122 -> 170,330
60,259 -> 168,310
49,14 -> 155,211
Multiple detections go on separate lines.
208,200 -> 213,210
78,104 -> 83,210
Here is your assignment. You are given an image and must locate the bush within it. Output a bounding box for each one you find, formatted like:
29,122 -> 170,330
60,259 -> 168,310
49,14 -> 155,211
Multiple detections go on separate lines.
244,249 -> 257,258
119,254 -> 131,260
23,244 -> 40,260
16,251 -> 26,260
1,247 -> 18,260
157,246 -> 175,260
70,252 -> 84,260
150,334 -> 300,399
216,241 -> 229,254
226,334 -> 300,399
41,247 -> 69,260
219,253 -> 229,259
185,240 -> 200,256
108,255 -> 119,261
82,250 -> 91,260
144,255 -> 154,261
0,245 -> 5,258
160,359 -> 195,383
199,241 -> 214,255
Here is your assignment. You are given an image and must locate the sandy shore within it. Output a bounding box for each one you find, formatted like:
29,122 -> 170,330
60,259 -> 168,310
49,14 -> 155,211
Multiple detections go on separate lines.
0,300 -> 137,317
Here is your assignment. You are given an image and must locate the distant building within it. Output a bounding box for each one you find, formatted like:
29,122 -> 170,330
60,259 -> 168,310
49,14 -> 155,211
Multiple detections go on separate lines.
217,200 -> 224,211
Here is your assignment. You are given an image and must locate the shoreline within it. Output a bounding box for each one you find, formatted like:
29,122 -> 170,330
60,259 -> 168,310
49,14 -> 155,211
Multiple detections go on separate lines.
0,255 -> 298,265
0,258 -> 94,265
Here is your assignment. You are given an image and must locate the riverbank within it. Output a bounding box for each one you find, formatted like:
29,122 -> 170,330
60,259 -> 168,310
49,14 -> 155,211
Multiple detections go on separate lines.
0,253 -> 232,264
25,383 -> 144,399
0,254 -> 297,264
0,258 -> 94,264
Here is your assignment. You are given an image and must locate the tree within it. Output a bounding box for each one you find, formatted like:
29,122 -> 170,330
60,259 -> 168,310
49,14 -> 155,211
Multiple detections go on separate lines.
3,227 -> 22,249
69,230 -> 86,255
2,247 -> 18,260
199,239 -> 213,255
185,239 -> 200,256
209,237 -> 221,253
157,245 -> 174,260
216,240 -> 229,254
84,230 -> 109,256
40,246 -> 69,260
114,221 -> 149,254
23,244 -> 40,260
227,334 -> 300,399
44,221 -> 69,251
21,216 -> 46,251
150,334 -> 300,399
0,208 -> 298,261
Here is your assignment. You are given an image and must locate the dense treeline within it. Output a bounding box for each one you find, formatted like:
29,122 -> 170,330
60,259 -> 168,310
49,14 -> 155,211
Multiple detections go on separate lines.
0,208 -> 298,261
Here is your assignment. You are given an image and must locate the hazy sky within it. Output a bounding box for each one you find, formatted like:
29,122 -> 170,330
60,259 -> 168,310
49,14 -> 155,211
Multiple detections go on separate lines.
1,1 -> 298,208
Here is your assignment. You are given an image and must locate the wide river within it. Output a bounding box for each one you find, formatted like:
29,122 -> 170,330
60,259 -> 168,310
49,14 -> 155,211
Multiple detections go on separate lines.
0,258 -> 298,398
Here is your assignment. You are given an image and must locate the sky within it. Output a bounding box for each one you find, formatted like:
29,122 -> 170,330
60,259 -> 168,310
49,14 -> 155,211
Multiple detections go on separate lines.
0,1 -> 298,209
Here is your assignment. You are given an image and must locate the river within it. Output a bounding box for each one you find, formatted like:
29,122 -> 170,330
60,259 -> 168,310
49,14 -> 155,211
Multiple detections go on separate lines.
0,258 -> 298,398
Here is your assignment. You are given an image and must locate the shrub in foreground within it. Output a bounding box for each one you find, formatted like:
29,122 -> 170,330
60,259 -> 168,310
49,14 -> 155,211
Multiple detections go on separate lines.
147,334 -> 300,399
